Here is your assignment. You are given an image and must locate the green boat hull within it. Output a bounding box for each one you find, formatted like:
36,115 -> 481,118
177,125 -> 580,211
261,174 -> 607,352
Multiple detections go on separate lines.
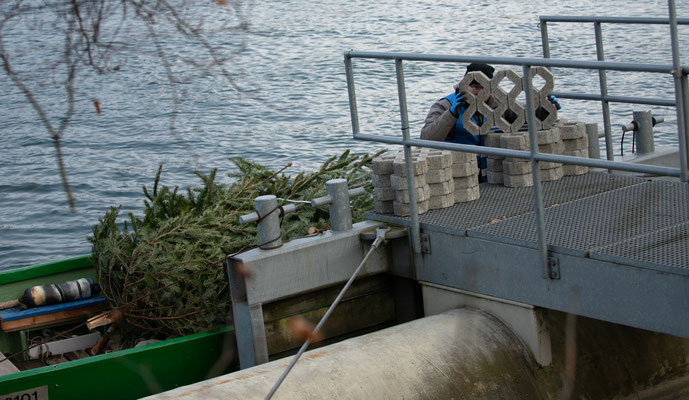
0,256 -> 235,400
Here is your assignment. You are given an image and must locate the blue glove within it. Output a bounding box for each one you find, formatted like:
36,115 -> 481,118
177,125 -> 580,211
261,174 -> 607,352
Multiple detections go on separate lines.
548,95 -> 561,110
449,91 -> 467,117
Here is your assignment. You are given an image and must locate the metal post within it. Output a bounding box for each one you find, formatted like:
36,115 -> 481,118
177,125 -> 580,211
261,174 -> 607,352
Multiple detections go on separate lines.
311,183 -> 365,231
540,20 -> 551,59
523,64 -> 549,280
226,257 -> 269,369
682,74 -> 689,182
633,110 -> 655,154
667,0 -> 689,182
344,53 -> 361,135
395,58 -> 421,255
594,22 -> 615,162
255,195 -> 281,249
326,179 -> 353,232
585,123 -> 601,159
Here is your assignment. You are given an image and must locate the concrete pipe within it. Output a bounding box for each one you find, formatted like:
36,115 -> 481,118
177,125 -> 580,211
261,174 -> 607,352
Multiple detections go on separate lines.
147,308 -> 544,399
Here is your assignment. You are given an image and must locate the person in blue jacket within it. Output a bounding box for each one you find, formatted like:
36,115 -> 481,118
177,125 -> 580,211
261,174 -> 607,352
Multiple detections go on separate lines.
420,63 -> 499,178
421,64 -> 562,178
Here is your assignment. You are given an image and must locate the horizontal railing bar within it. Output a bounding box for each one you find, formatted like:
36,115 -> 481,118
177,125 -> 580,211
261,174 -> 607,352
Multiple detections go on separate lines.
551,91 -> 677,107
344,51 -> 689,74
354,133 -> 681,176
539,15 -> 689,25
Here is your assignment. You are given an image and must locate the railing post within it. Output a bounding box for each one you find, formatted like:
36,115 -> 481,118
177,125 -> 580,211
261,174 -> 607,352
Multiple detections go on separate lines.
523,64 -> 549,280
594,21 -> 615,163
667,0 -> 689,182
540,19 -> 551,59
395,58 -> 422,256
344,52 -> 361,136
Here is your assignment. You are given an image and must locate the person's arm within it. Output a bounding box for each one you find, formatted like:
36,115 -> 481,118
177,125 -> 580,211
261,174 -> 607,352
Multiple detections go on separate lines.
420,98 -> 456,141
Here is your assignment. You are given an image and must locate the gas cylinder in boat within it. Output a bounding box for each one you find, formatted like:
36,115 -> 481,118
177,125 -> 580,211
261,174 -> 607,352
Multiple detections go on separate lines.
19,278 -> 101,307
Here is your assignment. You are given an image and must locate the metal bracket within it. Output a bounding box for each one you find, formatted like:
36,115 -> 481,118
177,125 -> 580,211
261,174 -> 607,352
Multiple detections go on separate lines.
421,233 -> 431,254
547,257 -> 560,280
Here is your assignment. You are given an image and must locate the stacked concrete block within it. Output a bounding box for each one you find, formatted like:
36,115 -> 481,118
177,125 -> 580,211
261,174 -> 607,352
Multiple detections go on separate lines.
390,154 -> 430,216
450,150 -> 480,203
424,150 -> 456,210
536,128 -> 564,182
556,120 -> 590,176
371,155 -> 397,214
499,133 -> 533,188
484,132 -> 504,185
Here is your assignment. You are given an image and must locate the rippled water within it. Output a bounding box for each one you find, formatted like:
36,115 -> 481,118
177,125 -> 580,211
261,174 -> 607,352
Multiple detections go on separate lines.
1,0 -> 688,270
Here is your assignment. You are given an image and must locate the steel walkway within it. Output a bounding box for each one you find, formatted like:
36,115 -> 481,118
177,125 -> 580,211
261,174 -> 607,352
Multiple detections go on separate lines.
366,171 -> 689,339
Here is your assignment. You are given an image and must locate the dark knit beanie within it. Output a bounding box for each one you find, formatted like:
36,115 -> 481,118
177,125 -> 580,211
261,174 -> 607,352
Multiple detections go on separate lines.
465,63 -> 495,79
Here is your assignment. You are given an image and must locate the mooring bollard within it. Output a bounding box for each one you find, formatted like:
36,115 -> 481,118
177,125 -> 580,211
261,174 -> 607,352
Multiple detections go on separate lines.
621,110 -> 665,154
585,122 -> 601,159
311,179 -> 365,232
239,195 -> 297,249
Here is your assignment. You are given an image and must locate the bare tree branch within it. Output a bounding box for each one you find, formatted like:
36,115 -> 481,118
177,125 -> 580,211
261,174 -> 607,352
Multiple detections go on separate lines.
1,0 -> 252,208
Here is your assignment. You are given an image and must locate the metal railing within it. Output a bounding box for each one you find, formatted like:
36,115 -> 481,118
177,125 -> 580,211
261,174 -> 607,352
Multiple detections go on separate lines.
539,11 -> 689,162
343,8 -> 689,278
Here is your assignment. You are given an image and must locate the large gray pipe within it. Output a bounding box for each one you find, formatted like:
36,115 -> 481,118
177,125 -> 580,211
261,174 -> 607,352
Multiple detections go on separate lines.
147,308 -> 543,399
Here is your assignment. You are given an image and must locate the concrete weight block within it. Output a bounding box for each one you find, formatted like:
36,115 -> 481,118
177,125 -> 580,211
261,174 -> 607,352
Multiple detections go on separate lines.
563,164 -> 589,176
492,69 -> 526,133
563,136 -> 589,152
487,170 -> 503,184
429,180 -> 454,196
564,148 -> 589,158
454,185 -> 480,203
452,151 -> 475,164
484,132 -> 503,148
374,186 -> 395,201
539,161 -> 562,170
429,193 -> 455,210
425,151 -> 453,169
390,174 -> 427,190
452,161 -> 479,178
538,141 -> 564,154
374,200 -> 394,214
453,175 -> 479,189
371,172 -> 392,188
559,121 -> 586,140
487,158 -> 503,172
393,199 -> 429,217
426,168 -> 452,184
372,156 -> 396,175
503,173 -> 534,188
395,185 -> 430,203
458,71 -> 495,135
393,157 -> 428,177
503,159 -> 531,175
540,166 -> 564,182
500,133 -> 530,150
537,128 -> 561,145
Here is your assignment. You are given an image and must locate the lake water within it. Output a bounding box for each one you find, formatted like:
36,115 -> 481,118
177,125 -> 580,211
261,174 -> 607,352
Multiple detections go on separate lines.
2,0 -> 689,270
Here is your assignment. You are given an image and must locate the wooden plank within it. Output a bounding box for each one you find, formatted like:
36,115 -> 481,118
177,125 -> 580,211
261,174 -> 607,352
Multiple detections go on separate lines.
0,305 -> 103,332
0,296 -> 105,322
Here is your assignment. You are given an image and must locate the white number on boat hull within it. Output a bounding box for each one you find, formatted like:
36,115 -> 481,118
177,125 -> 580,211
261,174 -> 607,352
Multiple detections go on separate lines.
2,385 -> 48,400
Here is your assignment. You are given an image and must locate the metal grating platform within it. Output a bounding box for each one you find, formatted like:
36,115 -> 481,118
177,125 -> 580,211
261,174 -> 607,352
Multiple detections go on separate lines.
590,221 -> 689,272
367,172 -> 647,233
366,172 -> 689,274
